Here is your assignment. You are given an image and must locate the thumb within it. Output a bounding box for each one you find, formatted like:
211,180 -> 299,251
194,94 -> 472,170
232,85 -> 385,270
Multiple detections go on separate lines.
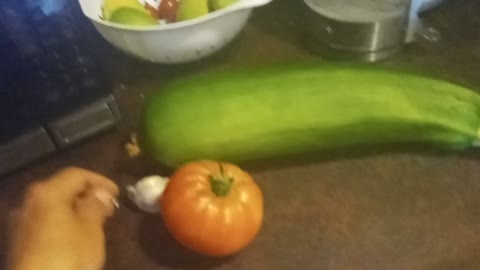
75,189 -> 118,225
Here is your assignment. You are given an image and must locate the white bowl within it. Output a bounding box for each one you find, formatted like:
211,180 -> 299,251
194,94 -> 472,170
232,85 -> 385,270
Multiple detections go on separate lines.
79,0 -> 270,64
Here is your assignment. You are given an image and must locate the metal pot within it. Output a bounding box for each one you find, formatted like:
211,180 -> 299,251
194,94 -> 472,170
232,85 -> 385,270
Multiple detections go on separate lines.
302,0 -> 444,62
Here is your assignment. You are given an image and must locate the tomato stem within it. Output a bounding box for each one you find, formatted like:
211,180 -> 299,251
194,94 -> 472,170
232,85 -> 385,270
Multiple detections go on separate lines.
209,163 -> 234,197
209,177 -> 234,197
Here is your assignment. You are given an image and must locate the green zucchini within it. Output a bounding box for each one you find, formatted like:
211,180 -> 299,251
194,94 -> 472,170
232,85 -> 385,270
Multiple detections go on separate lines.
142,64 -> 480,167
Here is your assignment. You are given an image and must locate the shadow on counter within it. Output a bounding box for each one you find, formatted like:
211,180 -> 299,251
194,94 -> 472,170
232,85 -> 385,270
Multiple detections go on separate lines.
137,214 -> 234,270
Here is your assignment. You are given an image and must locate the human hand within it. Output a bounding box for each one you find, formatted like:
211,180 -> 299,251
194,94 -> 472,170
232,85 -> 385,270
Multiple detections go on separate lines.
8,167 -> 119,270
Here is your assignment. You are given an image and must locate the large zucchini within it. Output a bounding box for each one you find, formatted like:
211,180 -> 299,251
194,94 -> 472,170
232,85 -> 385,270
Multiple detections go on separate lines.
142,64 -> 480,167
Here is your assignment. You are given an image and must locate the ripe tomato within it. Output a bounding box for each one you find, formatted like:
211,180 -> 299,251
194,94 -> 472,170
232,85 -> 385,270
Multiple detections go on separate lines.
160,161 -> 264,257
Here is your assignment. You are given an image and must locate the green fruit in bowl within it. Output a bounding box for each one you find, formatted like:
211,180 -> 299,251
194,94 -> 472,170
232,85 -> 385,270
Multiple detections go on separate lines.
109,8 -> 159,25
210,0 -> 238,10
102,0 -> 146,20
176,0 -> 210,22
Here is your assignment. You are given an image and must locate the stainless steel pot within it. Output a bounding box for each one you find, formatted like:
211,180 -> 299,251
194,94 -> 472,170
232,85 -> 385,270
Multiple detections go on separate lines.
302,0 -> 444,62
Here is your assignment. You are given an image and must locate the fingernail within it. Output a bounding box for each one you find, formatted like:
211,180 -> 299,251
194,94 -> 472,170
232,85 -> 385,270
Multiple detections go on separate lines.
94,190 -> 118,210
111,197 -> 120,209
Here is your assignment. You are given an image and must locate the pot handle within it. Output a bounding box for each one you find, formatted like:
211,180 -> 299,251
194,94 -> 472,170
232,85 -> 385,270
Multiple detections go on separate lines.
419,0 -> 444,13
405,0 -> 444,43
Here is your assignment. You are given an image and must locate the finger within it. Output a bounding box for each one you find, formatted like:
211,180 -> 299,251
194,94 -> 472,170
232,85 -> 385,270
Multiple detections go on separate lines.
45,167 -> 119,200
74,189 -> 117,226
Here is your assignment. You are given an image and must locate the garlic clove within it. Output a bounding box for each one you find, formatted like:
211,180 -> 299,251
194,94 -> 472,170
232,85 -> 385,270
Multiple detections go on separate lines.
127,175 -> 169,213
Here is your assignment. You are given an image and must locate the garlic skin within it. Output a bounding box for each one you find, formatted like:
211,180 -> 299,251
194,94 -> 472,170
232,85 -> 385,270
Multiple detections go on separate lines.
127,176 -> 169,213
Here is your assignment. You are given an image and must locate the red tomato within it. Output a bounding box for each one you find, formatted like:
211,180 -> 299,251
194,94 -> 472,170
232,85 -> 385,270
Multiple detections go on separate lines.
158,0 -> 180,22
160,161 -> 264,257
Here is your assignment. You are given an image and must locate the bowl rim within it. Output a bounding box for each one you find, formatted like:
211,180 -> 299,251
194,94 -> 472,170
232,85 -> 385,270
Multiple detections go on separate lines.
79,0 -> 270,32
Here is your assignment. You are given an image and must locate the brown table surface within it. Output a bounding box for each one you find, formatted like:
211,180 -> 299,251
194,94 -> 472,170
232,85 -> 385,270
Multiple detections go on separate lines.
2,0 -> 480,269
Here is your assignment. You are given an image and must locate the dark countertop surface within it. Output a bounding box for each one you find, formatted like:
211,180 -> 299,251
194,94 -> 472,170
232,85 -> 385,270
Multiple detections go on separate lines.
2,0 -> 480,269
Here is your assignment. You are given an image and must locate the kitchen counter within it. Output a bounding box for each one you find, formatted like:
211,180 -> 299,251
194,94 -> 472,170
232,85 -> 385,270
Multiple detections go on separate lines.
2,0 -> 480,269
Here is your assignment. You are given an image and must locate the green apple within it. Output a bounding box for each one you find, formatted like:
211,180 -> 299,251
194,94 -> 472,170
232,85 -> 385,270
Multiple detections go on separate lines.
176,0 -> 210,22
102,0 -> 146,20
210,0 -> 238,10
109,8 -> 159,25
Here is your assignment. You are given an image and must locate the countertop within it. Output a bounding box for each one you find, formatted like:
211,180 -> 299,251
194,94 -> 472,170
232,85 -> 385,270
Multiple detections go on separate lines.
2,0 -> 480,269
